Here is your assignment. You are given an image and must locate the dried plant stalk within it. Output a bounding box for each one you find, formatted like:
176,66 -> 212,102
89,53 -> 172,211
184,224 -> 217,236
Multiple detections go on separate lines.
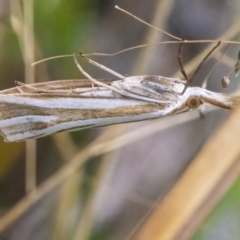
136,105 -> 240,240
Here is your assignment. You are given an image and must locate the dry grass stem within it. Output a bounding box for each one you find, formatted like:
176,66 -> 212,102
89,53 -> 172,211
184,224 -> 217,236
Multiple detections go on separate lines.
52,133 -> 79,161
51,170 -> 83,240
23,0 -> 36,193
73,149 -> 119,240
136,106 -> 240,240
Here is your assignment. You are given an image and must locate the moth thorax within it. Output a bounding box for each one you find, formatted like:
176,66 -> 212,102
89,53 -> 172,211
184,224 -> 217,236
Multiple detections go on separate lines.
186,96 -> 202,109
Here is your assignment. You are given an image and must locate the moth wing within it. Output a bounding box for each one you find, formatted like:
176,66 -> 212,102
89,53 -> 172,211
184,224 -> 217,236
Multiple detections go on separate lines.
0,93 -> 163,142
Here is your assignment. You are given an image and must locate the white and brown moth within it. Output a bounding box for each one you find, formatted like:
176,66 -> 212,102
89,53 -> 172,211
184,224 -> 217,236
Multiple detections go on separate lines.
0,6 -> 240,142
0,55 -> 239,142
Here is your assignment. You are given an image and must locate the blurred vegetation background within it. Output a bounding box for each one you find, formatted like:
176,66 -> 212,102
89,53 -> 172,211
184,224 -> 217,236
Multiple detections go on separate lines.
0,0 -> 240,239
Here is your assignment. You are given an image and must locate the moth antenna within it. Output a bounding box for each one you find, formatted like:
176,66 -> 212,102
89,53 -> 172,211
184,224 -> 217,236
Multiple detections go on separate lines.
82,42 -> 165,57
80,53 -> 125,79
32,6 -> 240,66
202,44 -> 230,89
83,40 -> 240,58
31,54 -> 74,66
115,5 -> 181,41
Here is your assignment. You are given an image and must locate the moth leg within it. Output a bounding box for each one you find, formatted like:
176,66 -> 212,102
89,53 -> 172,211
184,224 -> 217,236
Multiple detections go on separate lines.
182,40 -> 221,94
191,41 -> 221,81
73,53 -> 126,94
73,54 -> 169,104
178,42 -> 188,81
80,53 -> 125,79
202,44 -> 230,89
15,81 -> 43,93
70,87 -> 80,95
16,86 -> 24,93
91,83 -> 97,97
15,81 -> 73,95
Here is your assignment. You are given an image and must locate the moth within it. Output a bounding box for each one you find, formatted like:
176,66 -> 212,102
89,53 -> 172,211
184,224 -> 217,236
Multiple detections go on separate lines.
0,56 -> 239,142
0,6 -> 240,142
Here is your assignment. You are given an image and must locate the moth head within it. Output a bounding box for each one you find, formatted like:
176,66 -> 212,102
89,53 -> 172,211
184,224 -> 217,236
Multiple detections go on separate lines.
186,96 -> 202,109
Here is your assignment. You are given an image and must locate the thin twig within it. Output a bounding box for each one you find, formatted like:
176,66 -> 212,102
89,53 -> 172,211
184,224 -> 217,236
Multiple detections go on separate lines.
115,5 -> 181,41
23,0 -> 36,193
